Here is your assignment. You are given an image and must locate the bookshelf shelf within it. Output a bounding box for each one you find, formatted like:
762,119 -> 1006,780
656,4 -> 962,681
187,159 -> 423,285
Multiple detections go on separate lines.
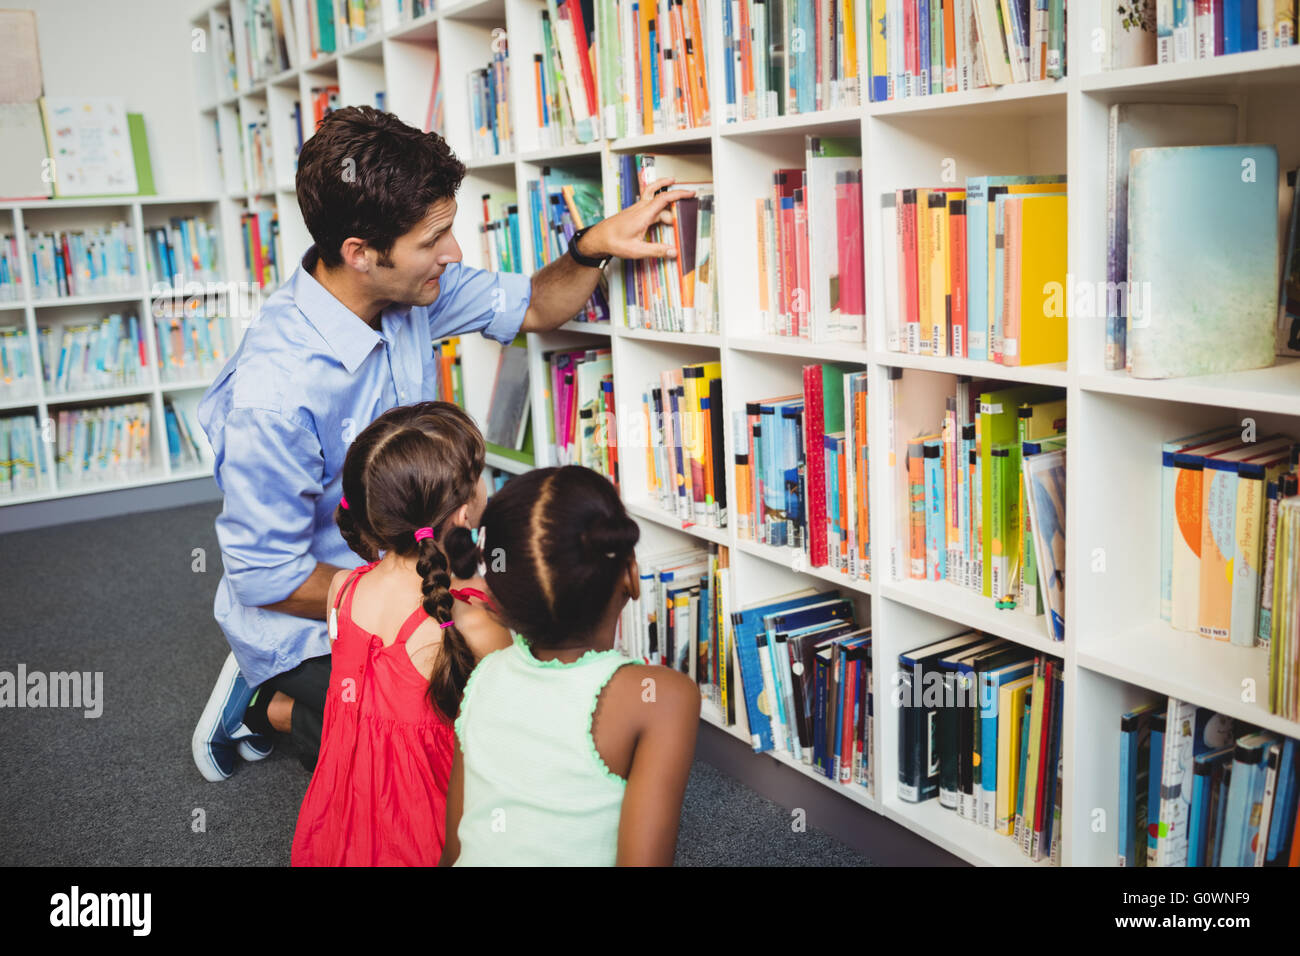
879,579 -> 1060,657
873,352 -> 1071,388
483,451 -> 532,476
31,292 -> 144,310
1078,361 -> 1300,418
1077,621 -> 1300,741
159,0 -> 1300,868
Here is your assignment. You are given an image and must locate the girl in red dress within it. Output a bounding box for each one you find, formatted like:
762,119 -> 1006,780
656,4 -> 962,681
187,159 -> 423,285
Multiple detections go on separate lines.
292,401 -> 509,866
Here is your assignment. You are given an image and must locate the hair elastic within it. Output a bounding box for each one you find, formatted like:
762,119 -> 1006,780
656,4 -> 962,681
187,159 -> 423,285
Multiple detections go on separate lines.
439,620 -> 455,630
340,495 -> 349,510
414,526 -> 436,542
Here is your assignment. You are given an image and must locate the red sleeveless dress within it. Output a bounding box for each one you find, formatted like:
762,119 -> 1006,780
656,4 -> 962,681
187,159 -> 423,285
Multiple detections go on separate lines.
292,560 -> 455,866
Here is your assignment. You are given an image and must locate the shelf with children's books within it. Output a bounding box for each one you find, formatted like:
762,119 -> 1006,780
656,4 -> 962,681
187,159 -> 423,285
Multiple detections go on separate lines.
875,351 -> 1070,388
625,498 -> 729,548
1078,360 -> 1300,418
730,336 -> 870,365
1080,44 -> 1300,94
733,537 -> 874,598
619,326 -> 719,347
867,79 -> 1068,119
879,578 -> 1059,656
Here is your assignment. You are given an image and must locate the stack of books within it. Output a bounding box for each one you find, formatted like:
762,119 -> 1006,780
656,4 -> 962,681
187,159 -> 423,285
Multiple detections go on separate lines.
755,136 -> 865,343
616,151 -> 716,334
55,401 -> 154,487
40,315 -> 148,394
641,360 -> 723,528
723,0 -> 862,121
867,0 -> 1067,101
468,37 -> 512,158
528,167 -> 611,324
734,364 -> 870,580
1119,699 -> 1300,867
887,373 -> 1067,637
545,346 -> 616,481
27,225 -> 139,300
879,174 -> 1067,363
0,414 -> 49,496
898,633 -> 1064,863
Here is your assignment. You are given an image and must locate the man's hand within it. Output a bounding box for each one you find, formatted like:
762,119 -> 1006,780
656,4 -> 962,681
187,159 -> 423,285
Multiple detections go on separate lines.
579,177 -> 696,262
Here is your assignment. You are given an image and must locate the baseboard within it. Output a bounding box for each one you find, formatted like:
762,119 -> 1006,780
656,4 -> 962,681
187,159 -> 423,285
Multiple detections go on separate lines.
0,476 -> 222,534
694,720 -> 967,866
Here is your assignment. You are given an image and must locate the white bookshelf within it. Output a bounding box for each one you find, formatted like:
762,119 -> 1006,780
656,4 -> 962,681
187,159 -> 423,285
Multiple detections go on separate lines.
178,0 -> 1300,866
0,194 -> 243,509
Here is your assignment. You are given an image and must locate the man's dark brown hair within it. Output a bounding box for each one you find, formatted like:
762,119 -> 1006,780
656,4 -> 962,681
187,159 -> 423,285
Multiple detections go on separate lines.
296,105 -> 467,268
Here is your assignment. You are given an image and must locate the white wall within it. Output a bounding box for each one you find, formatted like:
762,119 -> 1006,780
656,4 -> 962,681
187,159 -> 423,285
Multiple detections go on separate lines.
13,0 -> 215,196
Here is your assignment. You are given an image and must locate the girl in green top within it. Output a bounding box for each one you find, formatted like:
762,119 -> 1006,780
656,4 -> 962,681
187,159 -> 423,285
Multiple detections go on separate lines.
438,465 -> 699,866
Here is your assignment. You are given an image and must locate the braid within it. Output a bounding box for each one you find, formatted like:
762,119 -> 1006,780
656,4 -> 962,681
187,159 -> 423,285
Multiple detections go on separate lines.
337,496 -> 378,562
416,534 -> 475,721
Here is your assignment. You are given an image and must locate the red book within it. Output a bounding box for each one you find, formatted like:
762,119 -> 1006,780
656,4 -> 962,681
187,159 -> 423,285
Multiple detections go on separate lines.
564,0 -> 599,118
802,363 -> 829,566
1031,659 -> 1057,857
898,189 -> 920,353
903,0 -> 918,96
949,198 -> 968,357
840,652 -> 858,783
60,232 -> 75,296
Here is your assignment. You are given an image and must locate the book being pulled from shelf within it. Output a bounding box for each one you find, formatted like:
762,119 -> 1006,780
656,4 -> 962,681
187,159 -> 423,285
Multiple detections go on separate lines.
867,0 -> 1066,102
0,326 -> 38,401
621,544 -> 735,711
0,413 -> 50,497
528,166 -> 610,323
240,211 -> 281,290
0,235 -> 23,302
756,137 -> 865,343
886,370 -> 1067,634
479,192 -> 523,275
155,312 -> 236,385
163,398 -> 205,471
898,632 -> 1064,863
727,586 -> 873,789
1119,0 -> 1296,69
27,225 -> 139,301
643,360 -> 723,528
39,314 -> 148,394
1119,697 -> 1299,867
144,217 -> 223,287
881,174 -> 1066,363
617,150 -> 716,333
55,401 -> 153,487
548,346 -> 616,482
723,0 -> 862,122
469,34 -> 513,159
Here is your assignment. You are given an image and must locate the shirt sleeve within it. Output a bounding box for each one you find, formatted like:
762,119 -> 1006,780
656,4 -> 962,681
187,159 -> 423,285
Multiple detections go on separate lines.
213,405 -> 325,608
427,260 -> 531,346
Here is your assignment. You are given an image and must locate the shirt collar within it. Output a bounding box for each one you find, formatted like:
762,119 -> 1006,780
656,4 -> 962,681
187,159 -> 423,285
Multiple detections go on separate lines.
292,245 -> 384,375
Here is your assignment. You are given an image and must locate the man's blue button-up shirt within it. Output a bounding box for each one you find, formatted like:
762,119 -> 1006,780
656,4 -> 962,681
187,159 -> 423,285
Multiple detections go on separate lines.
197,246 -> 530,687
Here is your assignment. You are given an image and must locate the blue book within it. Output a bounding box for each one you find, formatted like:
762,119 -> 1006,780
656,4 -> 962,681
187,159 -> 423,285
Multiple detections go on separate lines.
781,403 -> 806,549
765,599 -> 855,759
732,591 -> 841,753
979,658 -> 1035,828
923,439 -> 944,580
1266,737 -> 1298,864
918,0 -> 931,96
721,0 -> 736,120
1222,0 -> 1259,53
1128,145 -> 1279,378
1188,747 -> 1233,867
1219,732 -> 1276,866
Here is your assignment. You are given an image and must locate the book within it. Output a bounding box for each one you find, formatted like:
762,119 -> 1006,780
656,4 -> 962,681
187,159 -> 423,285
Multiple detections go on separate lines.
1127,144 -> 1280,379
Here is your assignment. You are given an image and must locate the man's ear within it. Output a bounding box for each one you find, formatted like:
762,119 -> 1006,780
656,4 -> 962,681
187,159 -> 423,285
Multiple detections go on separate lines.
453,501 -> 471,528
340,237 -> 371,272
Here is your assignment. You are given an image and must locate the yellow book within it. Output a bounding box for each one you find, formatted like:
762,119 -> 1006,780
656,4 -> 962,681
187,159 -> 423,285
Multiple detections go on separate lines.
1230,450 -> 1291,647
843,0 -> 860,88
996,674 -> 1033,835
1018,659 -> 1046,852
987,183 -> 1067,362
1007,194 -> 1069,366
927,190 -> 949,356
916,189 -> 935,355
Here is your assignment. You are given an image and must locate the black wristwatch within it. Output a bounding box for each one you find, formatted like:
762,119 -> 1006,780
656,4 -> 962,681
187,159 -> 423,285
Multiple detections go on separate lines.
568,225 -> 612,269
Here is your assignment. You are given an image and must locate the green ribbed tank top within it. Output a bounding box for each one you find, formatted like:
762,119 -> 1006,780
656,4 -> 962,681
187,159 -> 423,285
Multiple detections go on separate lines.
453,633 -> 635,866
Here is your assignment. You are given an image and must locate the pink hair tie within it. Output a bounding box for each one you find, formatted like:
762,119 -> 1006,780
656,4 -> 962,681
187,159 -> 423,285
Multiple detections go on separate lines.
439,620 -> 455,630
340,495 -> 349,510
414,526 -> 436,542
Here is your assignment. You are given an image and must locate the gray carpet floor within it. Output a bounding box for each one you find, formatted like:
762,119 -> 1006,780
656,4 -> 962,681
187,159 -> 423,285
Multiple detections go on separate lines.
0,500 -> 873,866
